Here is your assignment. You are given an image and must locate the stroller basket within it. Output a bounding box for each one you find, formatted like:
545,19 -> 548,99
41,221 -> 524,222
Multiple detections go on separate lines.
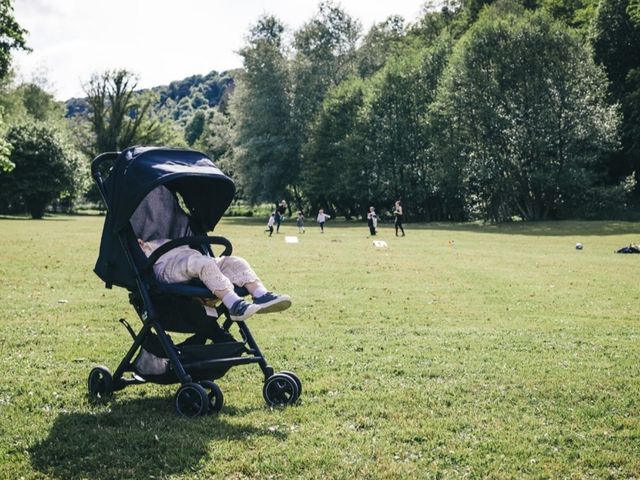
143,342 -> 248,385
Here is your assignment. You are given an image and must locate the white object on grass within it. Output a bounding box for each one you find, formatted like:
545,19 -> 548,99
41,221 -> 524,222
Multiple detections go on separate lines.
285,236 -> 299,244
575,242 -> 583,250
373,240 -> 388,248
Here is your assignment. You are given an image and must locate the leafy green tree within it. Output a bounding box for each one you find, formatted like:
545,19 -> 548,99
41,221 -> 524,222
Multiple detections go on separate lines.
630,0 -> 640,22
184,110 -> 206,145
539,0 -> 599,29
0,127 -> 11,172
361,37 -> 454,220
409,1 -> 460,47
356,16 -> 405,78
81,69 -> 165,156
291,1 -> 361,166
591,0 -> 640,186
195,109 -> 234,176
16,82 -> 65,122
0,121 -> 87,218
302,78 -> 367,217
0,0 -> 29,172
1,81 -> 73,174
432,6 -> 620,221
0,0 -> 29,81
230,15 -> 296,203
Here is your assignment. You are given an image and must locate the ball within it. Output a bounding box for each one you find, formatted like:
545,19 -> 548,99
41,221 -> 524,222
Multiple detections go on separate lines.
575,242 -> 583,250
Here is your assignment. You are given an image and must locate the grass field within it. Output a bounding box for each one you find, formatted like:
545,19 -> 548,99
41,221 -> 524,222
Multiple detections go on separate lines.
0,215 -> 638,479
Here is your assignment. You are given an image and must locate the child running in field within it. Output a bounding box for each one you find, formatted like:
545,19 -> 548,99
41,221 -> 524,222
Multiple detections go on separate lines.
316,209 -> 331,233
265,212 -> 275,237
138,238 -> 291,321
296,211 -> 305,233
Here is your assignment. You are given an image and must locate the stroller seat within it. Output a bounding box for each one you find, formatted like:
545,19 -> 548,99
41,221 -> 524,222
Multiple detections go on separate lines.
87,147 -> 301,417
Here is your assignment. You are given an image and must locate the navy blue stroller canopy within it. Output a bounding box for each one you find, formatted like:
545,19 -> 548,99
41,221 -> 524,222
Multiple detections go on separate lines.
94,146 -> 235,288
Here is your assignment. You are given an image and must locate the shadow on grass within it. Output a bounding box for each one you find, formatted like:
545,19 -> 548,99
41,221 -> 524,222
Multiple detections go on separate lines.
30,396 -> 284,480
0,212 -> 105,221
0,215 -> 74,221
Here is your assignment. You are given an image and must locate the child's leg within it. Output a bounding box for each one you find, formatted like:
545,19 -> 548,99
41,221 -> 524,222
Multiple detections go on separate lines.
186,256 -> 259,321
215,256 -> 291,313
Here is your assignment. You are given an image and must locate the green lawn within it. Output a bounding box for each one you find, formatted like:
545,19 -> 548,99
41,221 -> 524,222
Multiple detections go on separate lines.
0,216 -> 638,479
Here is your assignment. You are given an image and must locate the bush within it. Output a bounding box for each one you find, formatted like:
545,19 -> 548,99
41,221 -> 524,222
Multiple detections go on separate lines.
0,121 -> 88,218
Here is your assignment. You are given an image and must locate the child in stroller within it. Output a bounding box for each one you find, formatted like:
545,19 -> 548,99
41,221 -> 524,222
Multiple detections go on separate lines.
88,146 -> 301,417
137,236 -> 291,322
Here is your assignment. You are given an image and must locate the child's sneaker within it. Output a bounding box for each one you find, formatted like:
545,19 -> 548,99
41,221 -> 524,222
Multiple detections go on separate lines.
228,299 -> 260,321
253,292 -> 292,314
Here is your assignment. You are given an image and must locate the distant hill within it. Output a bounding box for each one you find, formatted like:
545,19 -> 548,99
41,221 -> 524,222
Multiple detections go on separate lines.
65,69 -> 237,125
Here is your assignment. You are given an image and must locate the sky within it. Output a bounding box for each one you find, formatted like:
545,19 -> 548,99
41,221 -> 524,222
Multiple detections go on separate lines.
12,0 -> 427,100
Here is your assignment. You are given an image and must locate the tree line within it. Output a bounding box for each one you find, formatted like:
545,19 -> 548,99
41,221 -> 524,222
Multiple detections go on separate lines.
0,0 -> 639,221
229,0 -> 640,221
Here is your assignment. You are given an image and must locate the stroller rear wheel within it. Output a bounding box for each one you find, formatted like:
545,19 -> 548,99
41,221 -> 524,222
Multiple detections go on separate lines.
199,380 -> 224,414
87,366 -> 113,402
279,370 -> 302,398
263,373 -> 300,406
174,383 -> 209,417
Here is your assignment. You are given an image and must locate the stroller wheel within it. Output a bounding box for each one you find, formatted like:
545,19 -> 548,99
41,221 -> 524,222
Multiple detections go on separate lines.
199,380 -> 224,414
279,370 -> 302,398
87,366 -> 113,402
263,373 -> 299,407
174,383 -> 209,418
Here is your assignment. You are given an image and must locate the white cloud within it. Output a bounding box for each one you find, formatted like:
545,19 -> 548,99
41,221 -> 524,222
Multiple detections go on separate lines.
13,0 -> 427,100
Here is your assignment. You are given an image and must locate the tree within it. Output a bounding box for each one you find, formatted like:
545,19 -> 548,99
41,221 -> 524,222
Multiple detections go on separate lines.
230,15 -> 296,203
1,80 -> 73,174
184,110 -> 206,146
0,129 -> 11,172
302,78 -> 368,217
0,0 -> 29,172
356,16 -> 405,78
81,69 -> 165,156
0,0 -> 29,81
0,122 -> 87,218
591,0 -> 640,188
361,37 -> 455,220
432,6 -> 621,221
16,82 -> 65,122
291,2 -> 362,175
195,109 -> 234,176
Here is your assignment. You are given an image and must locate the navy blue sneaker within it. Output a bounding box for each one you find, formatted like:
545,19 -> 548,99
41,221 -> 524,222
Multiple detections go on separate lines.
228,299 -> 260,321
253,292 -> 292,314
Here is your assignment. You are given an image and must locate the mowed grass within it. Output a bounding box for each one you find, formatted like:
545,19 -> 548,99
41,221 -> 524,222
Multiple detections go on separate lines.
0,215 -> 639,479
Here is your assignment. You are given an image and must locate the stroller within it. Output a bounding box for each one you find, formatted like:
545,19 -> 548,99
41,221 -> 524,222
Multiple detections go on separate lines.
87,146 -> 301,417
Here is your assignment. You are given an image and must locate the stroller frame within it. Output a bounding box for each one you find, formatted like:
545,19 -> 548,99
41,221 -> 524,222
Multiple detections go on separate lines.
87,149 -> 301,417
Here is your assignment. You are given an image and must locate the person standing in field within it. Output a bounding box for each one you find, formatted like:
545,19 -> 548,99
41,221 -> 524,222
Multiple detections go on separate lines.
316,208 -> 331,233
393,200 -> 405,237
296,211 -> 305,233
276,200 -> 287,233
367,206 -> 378,236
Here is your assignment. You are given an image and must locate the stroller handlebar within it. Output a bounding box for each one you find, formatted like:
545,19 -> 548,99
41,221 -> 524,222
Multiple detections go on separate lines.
91,151 -> 119,179
91,152 -> 120,209
143,236 -> 233,273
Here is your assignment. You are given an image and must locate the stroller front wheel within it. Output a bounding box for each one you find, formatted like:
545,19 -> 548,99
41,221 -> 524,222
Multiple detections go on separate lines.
263,373 -> 300,406
87,366 -> 113,402
279,370 -> 302,398
175,383 -> 209,417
